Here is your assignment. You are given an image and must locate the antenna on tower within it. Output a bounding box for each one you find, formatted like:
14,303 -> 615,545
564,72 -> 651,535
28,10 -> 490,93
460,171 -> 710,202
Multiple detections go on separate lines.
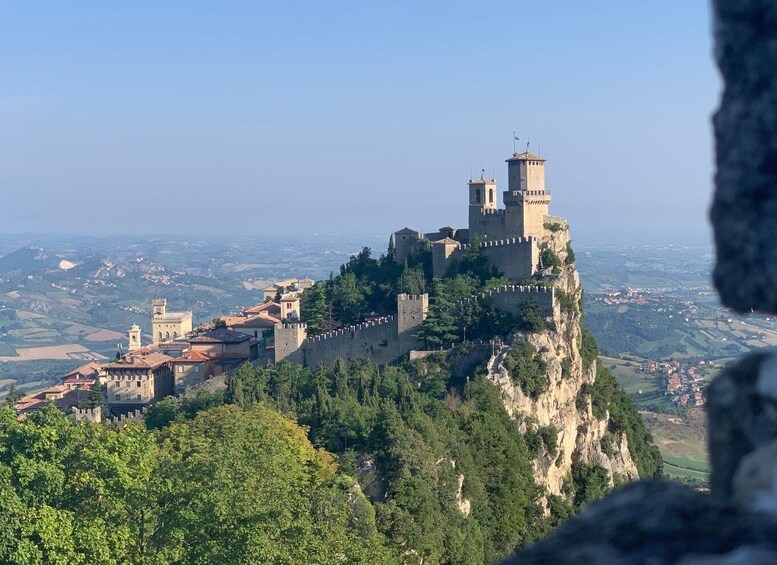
513,131 -> 520,154
526,140 -> 531,153
481,168 -> 485,180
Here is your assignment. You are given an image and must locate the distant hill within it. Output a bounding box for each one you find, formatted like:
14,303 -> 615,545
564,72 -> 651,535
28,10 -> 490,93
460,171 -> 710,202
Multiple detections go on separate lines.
0,247 -> 62,276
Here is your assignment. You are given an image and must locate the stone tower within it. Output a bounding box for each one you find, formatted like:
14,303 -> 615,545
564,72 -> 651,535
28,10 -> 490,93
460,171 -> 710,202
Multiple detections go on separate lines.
274,322 -> 307,363
152,298 -> 166,318
504,150 -> 552,239
397,293 -> 429,354
128,324 -> 141,351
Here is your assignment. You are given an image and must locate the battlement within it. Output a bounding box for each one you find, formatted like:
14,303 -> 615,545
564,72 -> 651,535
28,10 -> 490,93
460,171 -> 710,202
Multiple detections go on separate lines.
280,322 -> 307,330
309,316 -> 396,343
72,406 -> 102,423
460,236 -> 535,251
478,208 -> 506,216
108,407 -> 147,425
398,293 -> 426,301
453,284 -> 555,318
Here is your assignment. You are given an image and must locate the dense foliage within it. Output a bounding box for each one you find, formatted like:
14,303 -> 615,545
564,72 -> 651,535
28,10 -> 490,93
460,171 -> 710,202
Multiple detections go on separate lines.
0,403 -> 391,564
221,357 -> 548,563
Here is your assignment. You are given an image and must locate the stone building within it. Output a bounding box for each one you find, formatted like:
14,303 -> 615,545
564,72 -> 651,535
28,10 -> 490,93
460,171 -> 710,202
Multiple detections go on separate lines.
151,298 -> 193,345
189,327 -> 259,376
395,149 -> 559,279
102,351 -> 174,416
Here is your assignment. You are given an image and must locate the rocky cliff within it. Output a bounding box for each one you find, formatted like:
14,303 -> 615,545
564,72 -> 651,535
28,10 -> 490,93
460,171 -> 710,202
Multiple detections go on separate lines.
486,229 -> 640,497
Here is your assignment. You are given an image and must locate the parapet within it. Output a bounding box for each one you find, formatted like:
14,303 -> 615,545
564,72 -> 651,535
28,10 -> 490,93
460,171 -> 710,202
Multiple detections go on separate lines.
398,293 -> 426,301
478,208 -> 506,216
309,315 -> 396,343
480,237 -> 534,248
278,322 -> 307,330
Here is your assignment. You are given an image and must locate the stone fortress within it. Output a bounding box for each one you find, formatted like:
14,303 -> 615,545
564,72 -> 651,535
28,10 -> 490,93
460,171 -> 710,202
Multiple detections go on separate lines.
274,148 -> 563,368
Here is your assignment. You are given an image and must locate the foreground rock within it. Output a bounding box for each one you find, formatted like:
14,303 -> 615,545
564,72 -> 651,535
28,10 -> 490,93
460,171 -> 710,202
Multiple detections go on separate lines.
504,481 -> 777,564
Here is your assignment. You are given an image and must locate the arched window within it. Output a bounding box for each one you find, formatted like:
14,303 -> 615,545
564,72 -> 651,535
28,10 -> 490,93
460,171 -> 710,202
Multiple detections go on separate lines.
489,189 -> 494,204
158,332 -> 162,342
475,188 -> 481,204
165,331 -> 170,340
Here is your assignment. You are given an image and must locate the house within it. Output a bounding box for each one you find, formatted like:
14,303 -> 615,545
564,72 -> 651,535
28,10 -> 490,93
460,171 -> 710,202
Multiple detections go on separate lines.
102,350 -> 174,415
14,378 -> 96,418
226,313 -> 280,340
170,350 -> 212,394
243,301 -> 282,318
261,278 -> 314,301
189,328 -> 259,376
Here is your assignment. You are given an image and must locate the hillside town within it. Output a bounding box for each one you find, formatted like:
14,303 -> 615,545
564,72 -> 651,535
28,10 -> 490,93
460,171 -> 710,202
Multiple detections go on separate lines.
12,278 -> 313,420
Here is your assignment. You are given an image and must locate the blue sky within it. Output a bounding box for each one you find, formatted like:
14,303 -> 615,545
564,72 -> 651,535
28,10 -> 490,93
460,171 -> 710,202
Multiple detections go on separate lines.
0,1 -> 718,242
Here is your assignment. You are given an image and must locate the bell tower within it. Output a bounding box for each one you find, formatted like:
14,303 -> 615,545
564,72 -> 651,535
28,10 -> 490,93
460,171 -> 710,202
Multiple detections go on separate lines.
128,324 -> 142,351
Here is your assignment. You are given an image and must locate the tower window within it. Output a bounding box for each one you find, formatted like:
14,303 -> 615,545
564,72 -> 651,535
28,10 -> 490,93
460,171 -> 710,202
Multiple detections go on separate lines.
476,189 -> 481,204
489,189 -> 494,203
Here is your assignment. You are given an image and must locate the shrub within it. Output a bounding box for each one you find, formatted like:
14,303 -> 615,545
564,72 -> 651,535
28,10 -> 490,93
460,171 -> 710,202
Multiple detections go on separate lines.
504,341 -> 549,398
564,242 -> 576,265
540,248 -> 562,270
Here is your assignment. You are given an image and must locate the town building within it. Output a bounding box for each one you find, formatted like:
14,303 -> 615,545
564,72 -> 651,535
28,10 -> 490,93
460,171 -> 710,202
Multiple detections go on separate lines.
151,298 -> 193,345
170,350 -> 212,394
189,327 -> 259,376
102,350 -> 174,415
262,278 -> 315,301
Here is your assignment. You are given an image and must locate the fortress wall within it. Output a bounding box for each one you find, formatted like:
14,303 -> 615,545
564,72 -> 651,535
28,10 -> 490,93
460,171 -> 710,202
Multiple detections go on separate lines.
454,285 -> 555,318
301,316 -> 399,368
479,237 -> 539,281
469,208 -> 506,240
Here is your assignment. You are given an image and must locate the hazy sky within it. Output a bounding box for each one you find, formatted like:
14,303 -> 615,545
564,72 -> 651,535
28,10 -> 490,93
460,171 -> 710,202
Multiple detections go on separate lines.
0,1 -> 718,242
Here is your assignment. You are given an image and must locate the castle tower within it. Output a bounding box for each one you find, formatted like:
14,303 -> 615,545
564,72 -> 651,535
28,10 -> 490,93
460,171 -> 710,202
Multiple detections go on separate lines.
128,324 -> 141,351
397,293 -> 429,354
274,322 -> 307,363
503,150 -> 552,239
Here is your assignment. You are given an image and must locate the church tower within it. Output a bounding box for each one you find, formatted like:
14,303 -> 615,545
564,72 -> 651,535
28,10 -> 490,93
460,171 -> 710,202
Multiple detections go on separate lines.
503,150 -> 552,238
128,324 -> 142,351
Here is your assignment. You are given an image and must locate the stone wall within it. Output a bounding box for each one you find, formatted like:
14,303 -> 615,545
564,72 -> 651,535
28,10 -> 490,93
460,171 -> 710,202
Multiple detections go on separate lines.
300,316 -> 399,368
453,284 -> 555,318
469,207 -> 506,240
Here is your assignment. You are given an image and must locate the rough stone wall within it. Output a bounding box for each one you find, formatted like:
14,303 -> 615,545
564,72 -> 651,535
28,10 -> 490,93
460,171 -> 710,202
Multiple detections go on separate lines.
711,0 -> 777,313
301,317 -> 398,368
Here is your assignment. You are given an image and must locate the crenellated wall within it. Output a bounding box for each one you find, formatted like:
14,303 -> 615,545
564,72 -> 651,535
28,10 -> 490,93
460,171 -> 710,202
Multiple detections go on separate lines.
443,237 -> 539,281
300,316 -> 399,368
453,284 -> 555,318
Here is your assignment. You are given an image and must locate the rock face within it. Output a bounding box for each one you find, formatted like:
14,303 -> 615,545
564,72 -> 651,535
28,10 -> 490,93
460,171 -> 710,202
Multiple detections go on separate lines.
487,261 -> 638,496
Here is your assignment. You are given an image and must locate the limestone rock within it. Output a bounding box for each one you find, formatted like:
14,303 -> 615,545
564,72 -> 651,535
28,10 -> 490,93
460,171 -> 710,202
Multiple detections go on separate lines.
487,262 -> 637,497
710,0 -> 777,313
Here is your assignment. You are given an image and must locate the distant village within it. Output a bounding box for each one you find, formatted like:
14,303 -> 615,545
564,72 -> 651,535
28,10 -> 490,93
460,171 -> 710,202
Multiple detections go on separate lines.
13,278 -> 314,421
638,359 -> 711,408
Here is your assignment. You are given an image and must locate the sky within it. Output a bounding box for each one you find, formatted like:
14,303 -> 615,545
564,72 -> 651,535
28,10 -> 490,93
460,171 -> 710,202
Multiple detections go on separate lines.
0,1 -> 719,243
